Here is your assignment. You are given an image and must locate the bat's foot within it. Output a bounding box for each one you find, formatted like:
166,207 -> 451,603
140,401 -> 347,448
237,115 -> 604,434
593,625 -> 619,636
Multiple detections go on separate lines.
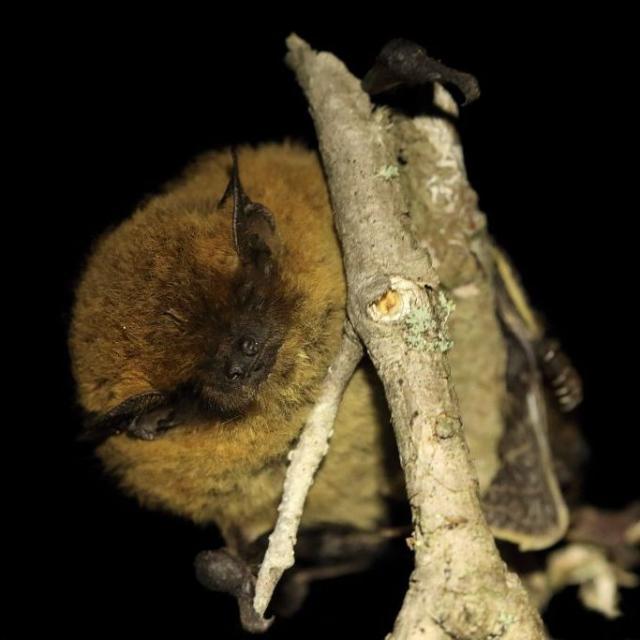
195,526 -> 406,629
194,548 -> 272,633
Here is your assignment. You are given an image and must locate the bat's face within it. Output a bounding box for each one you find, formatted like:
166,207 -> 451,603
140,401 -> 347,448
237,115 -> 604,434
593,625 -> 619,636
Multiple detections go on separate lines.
193,268 -> 295,415
70,151 -> 304,438
70,143 -> 348,546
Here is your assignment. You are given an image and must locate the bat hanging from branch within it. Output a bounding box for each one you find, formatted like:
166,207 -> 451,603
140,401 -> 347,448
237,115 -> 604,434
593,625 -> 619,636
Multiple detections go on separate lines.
69,36 -> 616,637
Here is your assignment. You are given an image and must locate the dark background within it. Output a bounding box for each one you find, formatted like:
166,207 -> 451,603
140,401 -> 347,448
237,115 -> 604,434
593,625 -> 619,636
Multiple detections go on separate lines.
38,12 -> 638,640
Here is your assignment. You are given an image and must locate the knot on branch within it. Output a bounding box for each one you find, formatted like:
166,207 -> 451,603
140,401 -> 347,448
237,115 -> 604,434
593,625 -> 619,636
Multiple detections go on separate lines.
367,277 -> 419,323
434,412 -> 461,439
367,277 -> 455,353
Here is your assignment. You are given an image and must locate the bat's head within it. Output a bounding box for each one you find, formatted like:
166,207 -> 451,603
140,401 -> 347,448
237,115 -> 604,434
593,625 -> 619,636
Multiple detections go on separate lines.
193,149 -> 293,414
197,267 -> 291,414
69,147 -> 338,438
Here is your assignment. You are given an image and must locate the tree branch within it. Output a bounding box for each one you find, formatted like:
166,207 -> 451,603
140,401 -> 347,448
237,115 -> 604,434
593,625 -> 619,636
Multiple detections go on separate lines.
285,34 -> 545,640
253,322 -> 363,617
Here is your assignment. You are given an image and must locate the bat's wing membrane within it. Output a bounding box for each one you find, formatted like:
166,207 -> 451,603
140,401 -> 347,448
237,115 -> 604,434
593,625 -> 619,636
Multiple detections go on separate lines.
482,248 -> 570,550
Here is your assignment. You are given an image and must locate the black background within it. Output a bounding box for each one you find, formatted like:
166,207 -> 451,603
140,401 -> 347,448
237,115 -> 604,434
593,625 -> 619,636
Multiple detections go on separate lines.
37,11 -> 639,640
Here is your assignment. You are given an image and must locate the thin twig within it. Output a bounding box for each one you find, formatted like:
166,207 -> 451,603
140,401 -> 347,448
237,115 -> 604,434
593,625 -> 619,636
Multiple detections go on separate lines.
253,322 -> 363,617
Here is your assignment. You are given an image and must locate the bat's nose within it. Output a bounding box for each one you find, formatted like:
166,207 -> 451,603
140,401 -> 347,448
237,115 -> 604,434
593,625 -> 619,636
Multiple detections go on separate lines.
223,358 -> 266,383
225,361 -> 246,381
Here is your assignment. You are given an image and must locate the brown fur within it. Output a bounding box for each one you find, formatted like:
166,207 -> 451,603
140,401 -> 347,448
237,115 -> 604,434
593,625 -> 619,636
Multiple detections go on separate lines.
69,143 -> 401,546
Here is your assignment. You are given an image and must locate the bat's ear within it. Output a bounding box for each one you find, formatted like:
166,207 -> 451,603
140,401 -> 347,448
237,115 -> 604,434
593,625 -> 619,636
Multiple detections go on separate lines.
219,149 -> 282,278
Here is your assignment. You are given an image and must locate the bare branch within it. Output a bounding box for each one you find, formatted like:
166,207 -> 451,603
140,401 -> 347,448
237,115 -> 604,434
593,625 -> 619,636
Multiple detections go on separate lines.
253,322 -> 363,617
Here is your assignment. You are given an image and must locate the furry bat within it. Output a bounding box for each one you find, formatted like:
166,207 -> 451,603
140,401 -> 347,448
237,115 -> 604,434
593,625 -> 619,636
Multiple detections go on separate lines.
69,143 -> 405,629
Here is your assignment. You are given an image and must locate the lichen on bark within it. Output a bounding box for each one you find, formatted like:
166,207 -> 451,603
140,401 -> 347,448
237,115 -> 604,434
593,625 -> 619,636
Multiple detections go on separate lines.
389,87 -> 507,494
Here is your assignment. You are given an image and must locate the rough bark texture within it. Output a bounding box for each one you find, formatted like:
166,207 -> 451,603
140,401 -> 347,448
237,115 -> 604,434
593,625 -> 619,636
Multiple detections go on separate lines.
393,87 -> 507,493
285,34 -> 545,640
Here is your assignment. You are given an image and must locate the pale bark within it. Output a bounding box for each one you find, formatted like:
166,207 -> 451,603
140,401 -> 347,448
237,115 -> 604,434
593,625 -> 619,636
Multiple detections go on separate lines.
393,86 -> 507,494
253,323 -> 363,617
283,34 -> 545,640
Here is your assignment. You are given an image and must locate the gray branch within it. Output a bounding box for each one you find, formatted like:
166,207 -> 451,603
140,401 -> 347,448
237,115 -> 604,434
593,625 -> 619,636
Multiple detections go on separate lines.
284,34 -> 546,640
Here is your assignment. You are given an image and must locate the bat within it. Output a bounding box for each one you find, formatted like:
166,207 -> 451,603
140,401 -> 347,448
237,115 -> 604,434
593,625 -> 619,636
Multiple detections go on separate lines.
69,143 -> 405,629
69,40 -> 585,630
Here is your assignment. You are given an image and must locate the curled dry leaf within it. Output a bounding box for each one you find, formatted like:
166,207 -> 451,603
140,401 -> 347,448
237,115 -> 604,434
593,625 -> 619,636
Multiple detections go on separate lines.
526,543 -> 639,619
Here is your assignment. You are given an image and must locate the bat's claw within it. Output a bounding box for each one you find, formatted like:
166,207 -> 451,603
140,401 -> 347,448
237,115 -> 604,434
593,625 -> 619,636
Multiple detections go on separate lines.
194,549 -> 273,633
127,408 -> 179,440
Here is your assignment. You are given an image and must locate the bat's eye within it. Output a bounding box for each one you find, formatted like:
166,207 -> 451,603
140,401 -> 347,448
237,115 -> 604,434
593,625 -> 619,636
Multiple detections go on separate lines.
240,336 -> 258,356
